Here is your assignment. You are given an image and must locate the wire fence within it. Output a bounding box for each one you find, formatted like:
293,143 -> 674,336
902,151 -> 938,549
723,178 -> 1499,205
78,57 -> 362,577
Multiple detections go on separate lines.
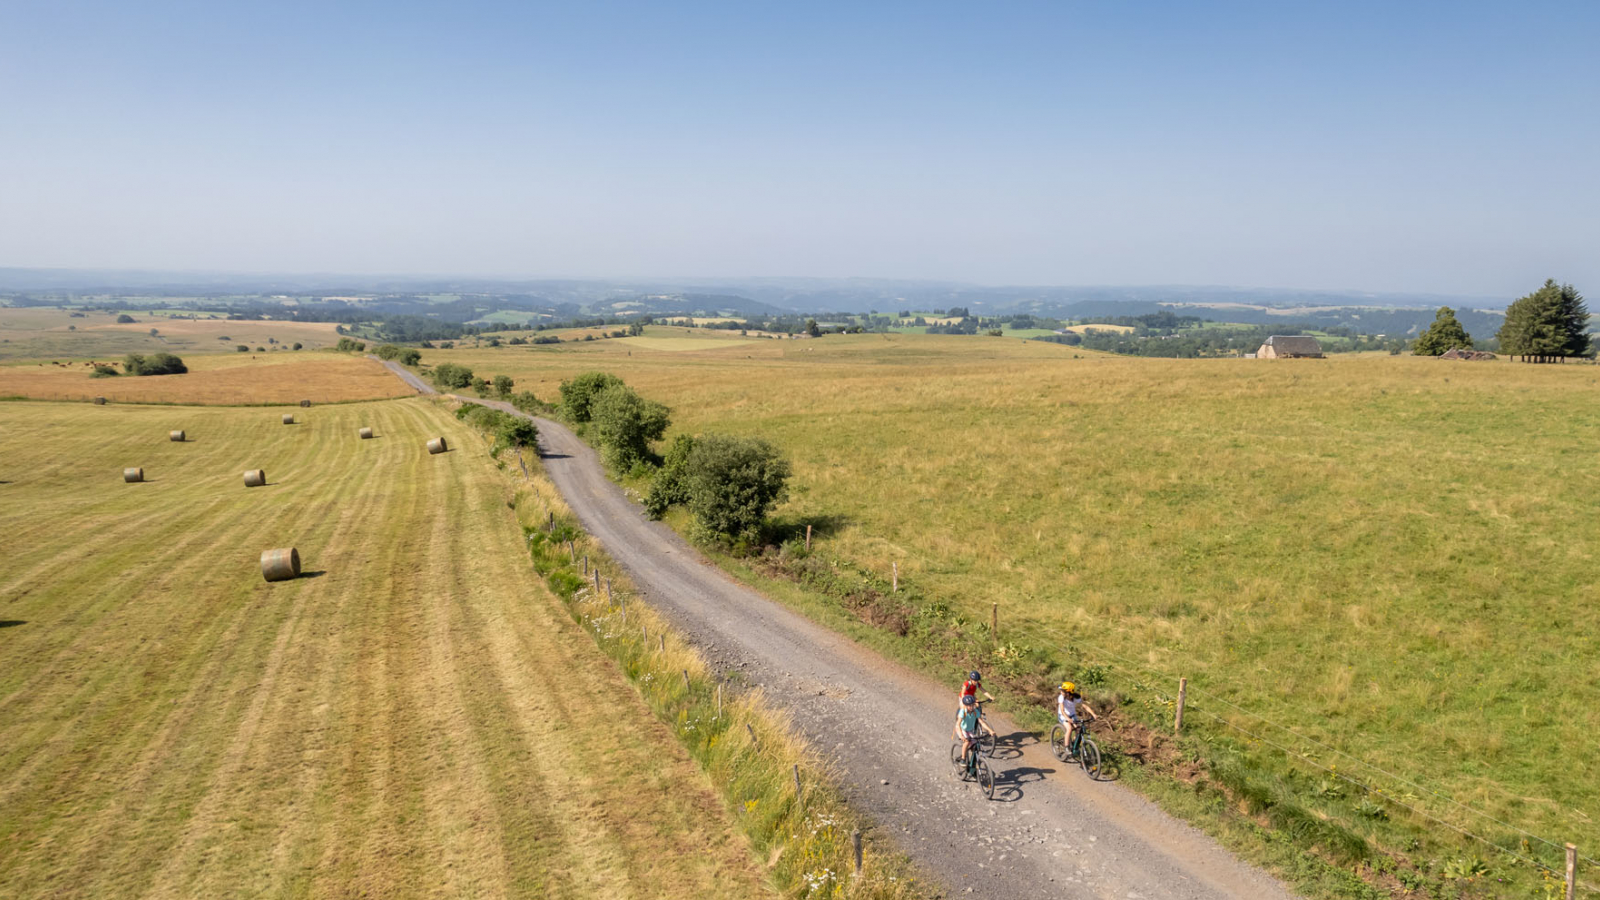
1009,614 -> 1598,892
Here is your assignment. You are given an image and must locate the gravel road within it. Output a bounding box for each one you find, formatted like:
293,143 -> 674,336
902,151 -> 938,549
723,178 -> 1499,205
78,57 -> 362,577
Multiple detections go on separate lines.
376,360 -> 1297,899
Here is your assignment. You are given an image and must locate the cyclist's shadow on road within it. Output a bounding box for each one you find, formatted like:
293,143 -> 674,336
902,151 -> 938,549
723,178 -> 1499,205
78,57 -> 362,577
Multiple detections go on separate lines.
990,765 -> 1051,802
988,730 -> 1035,762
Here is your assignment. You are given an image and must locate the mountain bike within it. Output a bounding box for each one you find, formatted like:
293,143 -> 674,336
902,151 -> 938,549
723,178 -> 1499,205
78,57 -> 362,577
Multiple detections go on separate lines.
1049,718 -> 1102,780
949,738 -> 996,799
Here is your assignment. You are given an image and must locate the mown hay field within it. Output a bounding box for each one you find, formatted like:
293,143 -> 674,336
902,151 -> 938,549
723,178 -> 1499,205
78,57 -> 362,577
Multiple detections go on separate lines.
0,307 -> 343,360
0,398 -> 772,898
0,352 -> 412,404
430,333 -> 1600,862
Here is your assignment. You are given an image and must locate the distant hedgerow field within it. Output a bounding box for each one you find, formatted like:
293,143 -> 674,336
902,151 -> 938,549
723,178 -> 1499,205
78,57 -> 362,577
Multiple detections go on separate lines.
0,352 -> 412,404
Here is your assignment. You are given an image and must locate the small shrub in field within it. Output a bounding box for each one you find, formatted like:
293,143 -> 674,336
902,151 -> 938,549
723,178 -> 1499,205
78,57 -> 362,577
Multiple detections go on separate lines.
334,337 -> 367,352
590,383 -> 670,470
292,342 -> 303,350
236,344 -> 250,352
558,371 -> 623,422
431,362 -> 474,389
397,348 -> 421,365
493,374 -> 514,397
90,364 -> 119,378
644,434 -> 696,519
122,352 -> 187,376
374,344 -> 403,360
509,390 -> 542,414
681,434 -> 791,544
472,377 -> 492,397
116,314 -> 135,324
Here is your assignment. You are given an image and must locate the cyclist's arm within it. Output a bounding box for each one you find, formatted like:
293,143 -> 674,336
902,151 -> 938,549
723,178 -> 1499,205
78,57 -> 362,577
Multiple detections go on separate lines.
1080,702 -> 1099,720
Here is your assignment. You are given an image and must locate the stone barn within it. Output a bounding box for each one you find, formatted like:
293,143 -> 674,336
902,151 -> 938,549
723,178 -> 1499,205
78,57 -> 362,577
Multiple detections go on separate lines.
1256,335 -> 1325,359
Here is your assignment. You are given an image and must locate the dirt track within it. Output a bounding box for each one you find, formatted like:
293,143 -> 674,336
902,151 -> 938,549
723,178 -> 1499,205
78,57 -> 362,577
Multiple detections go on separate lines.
380,359 -> 1298,900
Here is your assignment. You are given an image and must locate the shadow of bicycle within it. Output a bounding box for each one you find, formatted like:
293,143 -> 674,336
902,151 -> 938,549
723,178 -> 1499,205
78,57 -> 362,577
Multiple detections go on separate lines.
989,765 -> 1052,803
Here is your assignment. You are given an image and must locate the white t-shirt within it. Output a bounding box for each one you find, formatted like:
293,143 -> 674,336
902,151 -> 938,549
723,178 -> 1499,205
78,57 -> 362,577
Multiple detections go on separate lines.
1058,694 -> 1084,720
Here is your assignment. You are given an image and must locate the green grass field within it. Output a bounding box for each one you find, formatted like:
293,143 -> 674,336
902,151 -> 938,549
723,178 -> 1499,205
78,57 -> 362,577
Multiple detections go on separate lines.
0,398 -> 773,898
425,334 -> 1600,889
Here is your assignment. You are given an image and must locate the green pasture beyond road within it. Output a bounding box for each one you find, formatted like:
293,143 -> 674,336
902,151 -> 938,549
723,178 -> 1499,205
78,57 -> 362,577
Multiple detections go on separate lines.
0,397 -> 772,898
427,333 -> 1600,871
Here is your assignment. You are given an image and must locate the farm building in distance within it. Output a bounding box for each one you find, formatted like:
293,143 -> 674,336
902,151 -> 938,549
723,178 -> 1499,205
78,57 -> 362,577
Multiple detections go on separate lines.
1256,335 -> 1325,359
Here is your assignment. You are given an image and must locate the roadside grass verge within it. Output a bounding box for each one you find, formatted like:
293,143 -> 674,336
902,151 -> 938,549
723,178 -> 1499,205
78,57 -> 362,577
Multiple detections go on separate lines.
484,431 -> 927,899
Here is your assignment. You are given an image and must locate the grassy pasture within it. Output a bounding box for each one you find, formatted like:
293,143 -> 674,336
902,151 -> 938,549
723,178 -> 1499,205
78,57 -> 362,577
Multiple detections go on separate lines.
428,334 -> 1600,870
0,353 -> 411,404
0,398 -> 772,898
1062,322 -> 1136,334
0,307 -> 342,361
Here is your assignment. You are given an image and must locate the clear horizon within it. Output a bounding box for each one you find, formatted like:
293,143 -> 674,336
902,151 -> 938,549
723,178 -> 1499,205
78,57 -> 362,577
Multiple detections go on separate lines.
2,1 -> 1596,297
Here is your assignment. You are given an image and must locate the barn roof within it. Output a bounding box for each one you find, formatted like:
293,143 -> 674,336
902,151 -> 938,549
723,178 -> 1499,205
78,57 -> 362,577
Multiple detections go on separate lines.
1262,335 -> 1324,355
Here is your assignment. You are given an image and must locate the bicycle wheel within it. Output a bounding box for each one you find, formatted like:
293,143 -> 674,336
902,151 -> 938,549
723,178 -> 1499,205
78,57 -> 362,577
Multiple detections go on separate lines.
979,729 -> 997,757
1079,738 -> 1102,780
976,758 -> 996,799
949,742 -> 968,780
1049,725 -> 1067,761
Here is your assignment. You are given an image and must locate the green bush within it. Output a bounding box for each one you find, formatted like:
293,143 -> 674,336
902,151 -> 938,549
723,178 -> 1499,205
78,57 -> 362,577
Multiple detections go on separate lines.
590,383 -> 670,470
509,391 -> 542,414
558,371 -> 623,422
335,337 -> 367,352
122,352 -> 187,376
680,434 -> 791,544
431,362 -> 474,389
493,374 -> 514,397
115,314 -> 135,324
89,364 -> 119,378
644,434 -> 696,519
292,342 -> 303,350
454,402 -> 537,454
374,344 -> 403,360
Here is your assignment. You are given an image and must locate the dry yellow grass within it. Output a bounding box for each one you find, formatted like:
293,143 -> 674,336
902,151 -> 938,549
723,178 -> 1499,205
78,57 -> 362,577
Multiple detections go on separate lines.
0,308 -> 342,360
0,398 -> 773,898
0,353 -> 412,404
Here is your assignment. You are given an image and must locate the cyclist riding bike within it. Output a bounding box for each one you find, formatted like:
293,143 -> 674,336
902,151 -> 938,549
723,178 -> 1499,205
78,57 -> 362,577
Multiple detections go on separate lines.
952,694 -> 984,770
1057,681 -> 1099,756
957,670 -> 998,742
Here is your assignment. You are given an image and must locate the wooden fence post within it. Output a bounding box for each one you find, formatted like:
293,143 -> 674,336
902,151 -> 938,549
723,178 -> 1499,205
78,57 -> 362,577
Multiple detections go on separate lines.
659,634 -> 665,653
1567,843 -> 1577,900
991,603 -> 998,640
605,577 -> 612,604
568,541 -> 576,562
853,830 -> 863,876
805,524 -> 812,551
892,562 -> 898,593
583,555 -> 588,575
682,669 -> 691,691
1175,677 -> 1188,734
716,683 -> 723,719
592,569 -> 600,595
547,511 -> 554,532
793,764 -> 802,803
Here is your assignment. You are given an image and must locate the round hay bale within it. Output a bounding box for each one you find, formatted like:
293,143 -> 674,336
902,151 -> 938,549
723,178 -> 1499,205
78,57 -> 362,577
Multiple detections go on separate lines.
169,430 -> 186,442
260,547 -> 301,582
281,413 -> 295,425
426,437 -> 448,455
123,467 -> 144,483
299,399 -> 311,408
93,396 -> 107,405
243,469 -> 266,487
359,427 -> 374,440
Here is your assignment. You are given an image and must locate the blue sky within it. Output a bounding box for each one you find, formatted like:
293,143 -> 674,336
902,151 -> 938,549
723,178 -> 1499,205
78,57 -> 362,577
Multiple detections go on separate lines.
1,1 -> 1595,295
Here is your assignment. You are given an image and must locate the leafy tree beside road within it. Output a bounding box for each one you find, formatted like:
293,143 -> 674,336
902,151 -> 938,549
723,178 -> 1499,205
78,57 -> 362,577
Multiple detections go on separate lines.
646,433 -> 791,547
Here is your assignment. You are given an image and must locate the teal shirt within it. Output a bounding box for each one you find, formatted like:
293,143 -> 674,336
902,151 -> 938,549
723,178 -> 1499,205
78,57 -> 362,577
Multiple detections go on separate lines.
958,707 -> 982,733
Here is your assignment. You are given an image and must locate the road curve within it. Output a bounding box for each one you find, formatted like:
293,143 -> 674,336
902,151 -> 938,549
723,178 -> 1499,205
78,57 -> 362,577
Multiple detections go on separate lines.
377,362 -> 1296,899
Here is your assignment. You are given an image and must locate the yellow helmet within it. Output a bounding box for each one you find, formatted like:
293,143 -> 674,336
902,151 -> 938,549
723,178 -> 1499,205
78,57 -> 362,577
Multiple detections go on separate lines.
1061,681 -> 1076,693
